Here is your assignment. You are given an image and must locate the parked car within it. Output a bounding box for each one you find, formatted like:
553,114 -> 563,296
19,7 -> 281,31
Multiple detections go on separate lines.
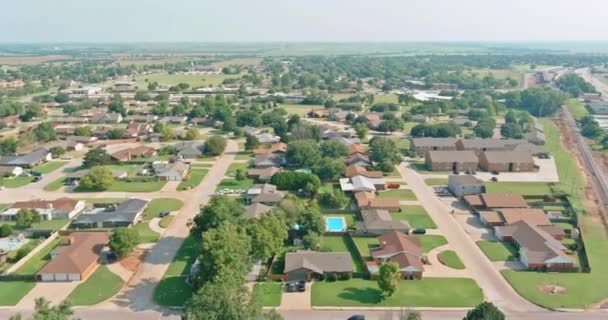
412,228 -> 426,235
31,171 -> 42,177
490,177 -> 498,182
61,155 -> 73,160
33,176 -> 42,182
347,315 -> 365,320
297,280 -> 306,292
491,171 -> 499,175
159,211 -> 170,217
286,282 -> 297,292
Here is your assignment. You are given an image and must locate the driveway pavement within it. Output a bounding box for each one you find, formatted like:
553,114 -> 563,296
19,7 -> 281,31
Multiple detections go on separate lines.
15,281 -> 80,309
280,282 -> 312,310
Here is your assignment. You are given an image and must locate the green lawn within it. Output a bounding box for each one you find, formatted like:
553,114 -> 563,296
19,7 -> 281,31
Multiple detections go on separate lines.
217,178 -> 254,191
177,169 -> 207,190
485,182 -> 553,196
235,151 -> 254,160
32,161 -> 67,174
159,215 -> 175,228
253,282 -> 282,307
15,237 -> 62,275
0,280 -> 36,306
312,278 -> 482,307
154,236 -> 198,306
3,219 -> 70,231
143,198 -> 183,220
424,178 -> 448,186
67,265 -> 124,306
104,180 -> 167,192
392,205 -> 437,229
281,104 -> 321,116
320,235 -> 365,272
476,241 -> 518,261
0,176 -> 34,188
410,161 -> 445,174
44,177 -> 67,191
376,189 -> 417,201
135,73 -> 242,88
417,235 -> 448,253
133,222 -> 160,243
566,98 -> 589,120
226,162 -> 249,175
373,93 -> 399,104
352,237 -> 380,261
438,250 -> 465,270
403,122 -> 417,136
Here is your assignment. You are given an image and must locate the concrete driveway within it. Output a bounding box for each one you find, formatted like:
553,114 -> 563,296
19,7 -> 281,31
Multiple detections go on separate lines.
280,282 -> 312,311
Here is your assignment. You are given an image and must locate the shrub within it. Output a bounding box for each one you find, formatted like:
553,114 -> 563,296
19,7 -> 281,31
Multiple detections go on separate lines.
340,273 -> 352,281
325,272 -> 337,282
0,224 -> 12,237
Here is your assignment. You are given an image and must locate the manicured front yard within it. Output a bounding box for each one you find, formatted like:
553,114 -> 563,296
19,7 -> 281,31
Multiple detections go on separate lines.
438,250 -> 465,270
392,205 -> 437,229
67,265 -> 124,306
253,282 -> 282,307
311,278 -> 483,307
133,222 -> 160,243
226,162 -> 249,176
44,177 -> 67,191
320,235 -> 365,272
216,178 -> 254,191
105,180 -> 167,192
154,236 -> 198,306
424,178 -> 448,186
377,189 -> 417,201
32,161 -> 67,174
0,280 -> 36,306
485,182 -> 553,196
417,235 -> 448,253
0,176 -> 34,188
143,198 -> 184,220
476,241 -> 518,261
177,169 -> 207,190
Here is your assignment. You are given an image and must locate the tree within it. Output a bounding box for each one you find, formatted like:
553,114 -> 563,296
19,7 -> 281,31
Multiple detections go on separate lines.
54,92 -> 70,103
184,127 -> 200,141
269,171 -> 321,191
246,213 -> 288,260
109,228 -> 139,258
191,196 -> 244,238
0,224 -> 13,237
297,207 -> 325,235
74,126 -> 92,137
313,157 -> 345,181
245,135 -> 259,151
286,140 -> 321,167
108,100 -> 126,116
369,137 -> 401,164
500,123 -> 524,139
21,103 -> 46,121
377,262 -> 401,298
235,168 -> 246,181
318,188 -> 348,209
463,302 -> 505,320
205,135 -> 227,156
320,140 -> 348,158
106,128 -> 125,140
302,232 -> 321,249
378,119 -> 404,133
354,122 -> 368,140
134,90 -> 151,101
182,278 -> 262,320
34,122 -> 56,142
160,126 -> 176,141
9,297 -> 78,320
82,148 -> 112,168
15,209 -> 41,229
194,223 -> 252,287
79,166 -> 114,191
0,137 -> 18,156
49,146 -> 66,158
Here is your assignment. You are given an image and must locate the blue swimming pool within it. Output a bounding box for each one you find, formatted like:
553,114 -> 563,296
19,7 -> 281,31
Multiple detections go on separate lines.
325,217 -> 346,232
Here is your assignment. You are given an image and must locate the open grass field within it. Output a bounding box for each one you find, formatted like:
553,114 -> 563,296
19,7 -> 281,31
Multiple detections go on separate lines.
177,168 -> 207,190
253,282 -> 282,307
565,98 -> 589,120
476,241 -> 518,261
135,73 -> 242,88
484,182 -> 553,196
373,93 -> 399,104
211,58 -> 262,68
217,178 -> 254,191
0,280 -> 36,306
280,103 -> 322,116
67,265 -> 124,306
376,189 -> 417,201
32,161 -> 67,174
0,176 -> 34,188
311,278 -> 482,307
438,250 -> 466,269
393,205 -> 437,229
320,235 -> 365,272
154,236 -> 198,306
466,67 -> 522,83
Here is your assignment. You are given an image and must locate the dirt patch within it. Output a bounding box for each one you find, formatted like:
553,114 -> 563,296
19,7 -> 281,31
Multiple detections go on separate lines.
119,249 -> 147,272
538,284 -> 567,295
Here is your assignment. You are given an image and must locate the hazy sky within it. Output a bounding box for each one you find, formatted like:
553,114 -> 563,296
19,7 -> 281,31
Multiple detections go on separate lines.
2,0 -> 607,42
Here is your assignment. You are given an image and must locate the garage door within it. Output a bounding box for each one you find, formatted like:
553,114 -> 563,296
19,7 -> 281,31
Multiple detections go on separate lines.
54,273 -> 68,281
39,274 -> 54,282
67,273 -> 81,281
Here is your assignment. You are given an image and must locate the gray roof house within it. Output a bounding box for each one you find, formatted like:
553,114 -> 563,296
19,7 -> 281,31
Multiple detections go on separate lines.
252,153 -> 285,168
153,161 -> 190,181
91,112 -> 123,124
255,133 -> 280,144
72,198 -> 148,229
284,250 -> 353,281
243,203 -> 274,219
245,184 -> 285,205
357,209 -> 410,235
447,175 -> 485,198
175,142 -> 205,159
0,148 -> 52,168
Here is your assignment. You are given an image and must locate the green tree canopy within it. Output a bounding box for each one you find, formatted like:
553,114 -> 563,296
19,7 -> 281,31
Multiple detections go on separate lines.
82,148 -> 112,168
205,135 -> 227,156
378,261 -> 401,298
109,227 -> 140,258
79,166 -> 114,191
191,196 -> 244,238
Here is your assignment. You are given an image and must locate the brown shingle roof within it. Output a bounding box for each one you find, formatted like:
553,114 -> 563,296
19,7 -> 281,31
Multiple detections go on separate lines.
500,208 -> 550,226
284,250 -> 353,273
480,151 -> 534,164
38,232 -> 110,275
426,150 -> 478,163
345,164 -> 383,179
481,193 -> 528,208
372,231 -> 424,271
11,197 -> 80,212
348,144 -> 367,155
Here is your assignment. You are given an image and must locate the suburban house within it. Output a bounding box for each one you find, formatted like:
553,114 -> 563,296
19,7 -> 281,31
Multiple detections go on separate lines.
425,150 -> 478,172
152,161 -> 190,181
38,231 -> 110,282
464,193 -> 528,210
110,146 -> 157,162
0,115 -> 19,127
480,208 -> 551,228
348,144 -> 367,156
583,92 -> 602,102
329,135 -> 360,146
0,165 -> 23,177
455,139 -> 524,153
357,209 -> 410,235
66,135 -> 98,145
247,166 -> 281,182
284,250 -> 353,281
254,142 -> 287,155
346,153 -> 372,167
245,184 -> 285,205
2,198 -> 85,221
355,192 -> 400,212
91,112 -> 123,124
255,132 -> 281,144
308,108 -> 330,118
345,164 -> 383,179
0,148 -> 52,168
368,231 -> 424,279
66,169 -> 128,183
447,175 -> 485,198
160,116 -> 188,124
125,123 -> 152,137
340,175 -> 386,192
54,117 -> 90,125
252,153 -> 285,168
478,151 -> 535,172
175,142 -> 205,159
125,115 -> 157,123
243,203 -> 274,219
410,138 -> 459,156
72,198 -> 148,229
112,81 -> 137,92
497,221 -> 573,271
243,126 -> 261,136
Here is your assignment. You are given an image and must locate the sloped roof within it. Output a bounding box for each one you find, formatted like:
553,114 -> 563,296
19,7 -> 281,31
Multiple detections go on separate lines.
361,209 -> 410,232
481,193 -> 528,208
38,232 -> 110,275
500,208 -> 551,226
284,250 -> 353,273
11,197 -> 81,213
511,221 -> 570,265
345,164 -> 383,179
371,231 -> 424,271
480,151 -> 534,164
243,203 -> 274,219
426,150 -> 478,163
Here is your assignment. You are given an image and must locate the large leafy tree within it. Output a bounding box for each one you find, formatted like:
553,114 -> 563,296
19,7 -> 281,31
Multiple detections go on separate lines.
109,227 -> 139,257
191,196 -> 244,238
82,148 -> 112,168
312,157 -> 346,181
194,223 -> 251,287
205,135 -> 227,156
79,166 -> 114,191
286,139 -> 320,167
378,261 -> 401,298
297,207 -> 325,235
369,136 -> 401,164
463,302 -> 505,320
34,122 -> 56,142
246,213 -> 288,260
245,135 -> 259,151
15,209 -> 41,229
9,297 -> 78,320
320,140 -> 348,158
